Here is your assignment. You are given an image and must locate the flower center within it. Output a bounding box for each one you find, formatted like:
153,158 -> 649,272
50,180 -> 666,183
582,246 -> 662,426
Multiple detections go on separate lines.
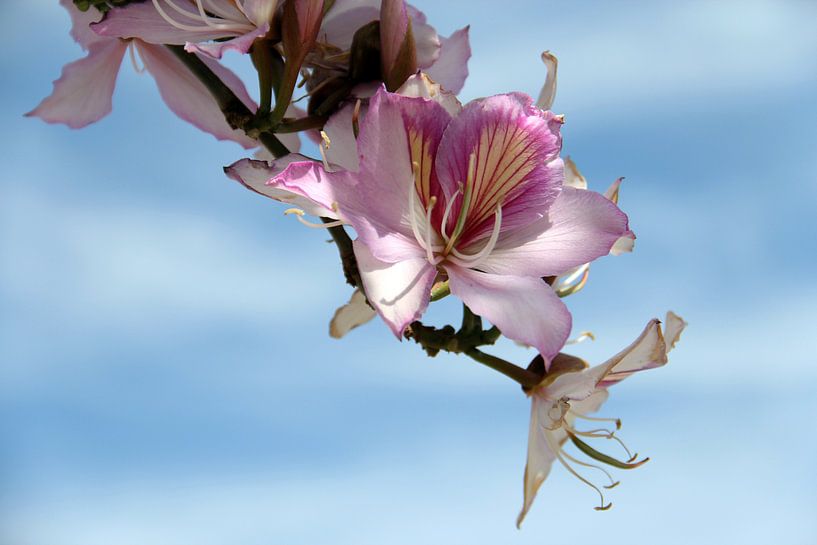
409,156 -> 503,269
542,397 -> 649,511
152,0 -> 256,34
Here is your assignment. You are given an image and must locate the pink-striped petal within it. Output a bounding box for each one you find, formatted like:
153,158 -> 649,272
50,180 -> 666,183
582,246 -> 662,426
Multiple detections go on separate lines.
26,40 -> 127,129
445,266 -> 571,365
478,187 -> 630,277
424,26 -> 471,94
434,93 -> 564,245
137,44 -> 257,148
354,239 -> 437,338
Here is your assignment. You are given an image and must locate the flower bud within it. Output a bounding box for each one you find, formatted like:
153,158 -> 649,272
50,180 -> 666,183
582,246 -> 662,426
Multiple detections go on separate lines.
379,0 -> 418,91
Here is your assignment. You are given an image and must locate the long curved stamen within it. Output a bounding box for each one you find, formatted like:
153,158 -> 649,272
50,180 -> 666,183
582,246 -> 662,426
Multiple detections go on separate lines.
284,208 -> 343,228
443,153 -> 476,255
567,418 -> 638,461
408,165 -> 429,253
573,413 -> 622,430
448,205 -> 502,267
439,185 -> 462,243
203,0 -> 238,19
424,196 -> 440,265
560,448 -> 620,489
162,0 -> 204,21
194,0 -> 222,28
128,43 -> 146,74
544,431 -> 611,511
152,0 -> 250,32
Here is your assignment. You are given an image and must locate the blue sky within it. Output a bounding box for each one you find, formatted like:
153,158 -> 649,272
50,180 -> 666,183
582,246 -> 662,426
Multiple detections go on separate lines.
2,1 -> 817,543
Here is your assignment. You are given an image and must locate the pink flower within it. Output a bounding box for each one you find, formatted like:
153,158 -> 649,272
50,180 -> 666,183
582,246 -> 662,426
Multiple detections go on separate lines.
27,0 -> 261,148
517,312 -> 686,527
228,84 -> 630,363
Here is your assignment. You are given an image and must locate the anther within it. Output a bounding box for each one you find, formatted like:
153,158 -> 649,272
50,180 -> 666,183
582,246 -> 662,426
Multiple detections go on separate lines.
284,208 -> 343,229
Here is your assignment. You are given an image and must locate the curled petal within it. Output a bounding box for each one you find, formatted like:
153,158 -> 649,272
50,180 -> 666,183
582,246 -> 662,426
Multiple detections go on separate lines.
184,24 -> 270,59
563,156 -> 587,190
536,50 -> 558,111
224,156 -> 337,218
663,311 -> 687,353
330,288 -> 376,338
397,72 -> 463,116
26,40 -> 127,128
354,240 -> 437,338
61,0 -> 106,49
446,266 -> 571,365
517,393 -> 561,528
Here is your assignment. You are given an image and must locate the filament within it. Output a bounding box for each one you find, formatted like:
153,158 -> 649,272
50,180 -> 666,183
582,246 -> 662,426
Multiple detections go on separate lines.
448,205 -> 502,268
544,430 -> 611,511
128,43 -> 146,74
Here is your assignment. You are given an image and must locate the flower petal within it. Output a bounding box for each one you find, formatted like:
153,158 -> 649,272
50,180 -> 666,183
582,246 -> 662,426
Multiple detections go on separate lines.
354,239 -> 437,338
92,1 -> 228,44
406,5 -> 441,69
224,156 -> 337,217
61,0 -> 106,49
184,24 -> 269,59
435,93 -> 564,245
329,288 -> 377,338
593,318 -> 675,389
517,393 -> 562,528
663,311 -> 687,354
445,266 -> 571,364
136,44 -> 257,148
535,50 -> 558,111
397,72 -> 462,116
563,156 -> 587,190
26,40 -> 127,129
318,0 -> 379,51
322,103 -> 360,171
478,187 -> 630,277
423,26 -> 471,94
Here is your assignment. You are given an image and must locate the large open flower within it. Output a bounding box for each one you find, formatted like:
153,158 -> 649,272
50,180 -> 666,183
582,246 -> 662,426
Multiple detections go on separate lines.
229,85 -> 630,362
517,311 -> 687,527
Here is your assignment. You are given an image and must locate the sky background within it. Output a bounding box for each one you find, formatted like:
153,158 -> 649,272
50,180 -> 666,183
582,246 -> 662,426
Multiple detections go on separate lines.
2,1 -> 817,544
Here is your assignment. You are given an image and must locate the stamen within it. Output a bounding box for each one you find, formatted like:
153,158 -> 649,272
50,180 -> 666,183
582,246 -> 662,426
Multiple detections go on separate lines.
162,0 -> 204,21
572,413 -> 621,430
193,0 -> 221,28
152,0 -> 250,33
284,208 -> 343,229
439,185 -> 462,243
443,153 -> 476,255
318,131 -> 331,170
352,100 -> 362,139
423,196 -> 439,264
560,448 -> 620,489
544,431 -> 611,511
566,331 -> 596,345
128,43 -> 146,74
203,0 -> 238,19
448,205 -> 502,268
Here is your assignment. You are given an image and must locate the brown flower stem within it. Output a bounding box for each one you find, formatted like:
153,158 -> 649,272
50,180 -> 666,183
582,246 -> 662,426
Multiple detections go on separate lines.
464,348 -> 543,389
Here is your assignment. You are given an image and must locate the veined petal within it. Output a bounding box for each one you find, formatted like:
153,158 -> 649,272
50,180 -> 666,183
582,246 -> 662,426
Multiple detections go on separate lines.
517,394 -> 562,528
26,40 -> 127,129
136,44 -> 257,147
663,311 -> 687,354
224,156 -> 337,218
184,24 -> 270,59
423,26 -> 470,94
329,288 -> 377,338
92,1 -> 228,44
435,93 -> 563,244
354,240 -> 437,338
478,187 -> 630,277
535,50 -> 558,111
446,266 -> 571,365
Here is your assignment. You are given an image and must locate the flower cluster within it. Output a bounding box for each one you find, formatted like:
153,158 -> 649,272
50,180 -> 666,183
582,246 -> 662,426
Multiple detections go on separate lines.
31,0 -> 685,526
